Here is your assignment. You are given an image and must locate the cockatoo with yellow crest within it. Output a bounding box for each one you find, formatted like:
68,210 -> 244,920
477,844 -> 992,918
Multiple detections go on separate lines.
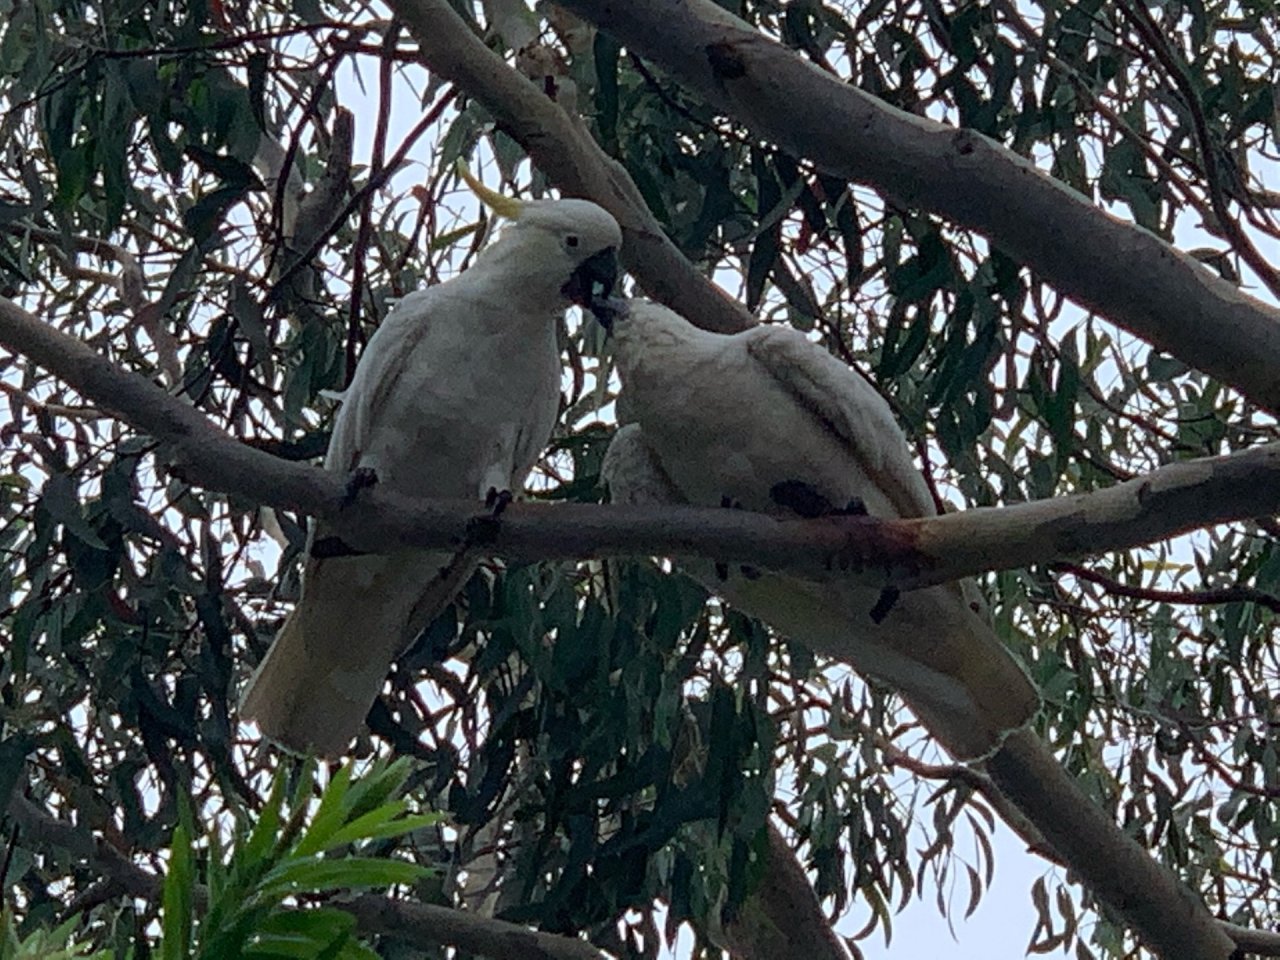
595,298 -> 1038,760
241,168 -> 621,757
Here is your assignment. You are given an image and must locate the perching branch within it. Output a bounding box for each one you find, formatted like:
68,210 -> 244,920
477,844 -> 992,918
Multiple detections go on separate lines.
384,0 -> 755,334
553,0 -> 1280,417
1,296 -> 1278,599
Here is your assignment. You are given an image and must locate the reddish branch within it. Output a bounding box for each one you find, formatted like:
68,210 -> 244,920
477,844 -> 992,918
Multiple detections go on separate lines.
1055,561 -> 1280,615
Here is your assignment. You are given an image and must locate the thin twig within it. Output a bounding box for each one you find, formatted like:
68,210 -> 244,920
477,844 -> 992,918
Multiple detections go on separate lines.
1055,561 -> 1280,614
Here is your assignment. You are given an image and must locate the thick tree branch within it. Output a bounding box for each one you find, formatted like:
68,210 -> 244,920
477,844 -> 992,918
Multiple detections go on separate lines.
344,897 -> 610,959
2,297 -> 1278,597
1223,923 -> 1280,958
384,0 -> 754,333
723,823 -> 852,960
985,730 -> 1238,959
4,793 -> 613,960
553,0 -> 1280,416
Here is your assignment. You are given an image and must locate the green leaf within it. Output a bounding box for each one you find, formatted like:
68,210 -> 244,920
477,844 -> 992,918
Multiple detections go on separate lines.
40,473 -> 107,549
593,31 -> 622,148
1146,352 -> 1189,382
318,810 -> 440,854
241,767 -> 290,877
160,821 -> 195,960
0,734 -> 33,812
259,856 -> 426,896
243,908 -> 366,960
292,763 -> 355,858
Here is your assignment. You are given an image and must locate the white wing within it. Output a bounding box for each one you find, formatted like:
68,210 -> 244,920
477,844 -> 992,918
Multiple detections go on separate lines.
601,423 -> 1037,761
744,325 -> 938,520
325,288 -> 439,475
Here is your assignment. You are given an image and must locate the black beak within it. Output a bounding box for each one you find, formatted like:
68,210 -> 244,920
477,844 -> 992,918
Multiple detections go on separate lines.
561,247 -> 619,307
589,295 -> 630,331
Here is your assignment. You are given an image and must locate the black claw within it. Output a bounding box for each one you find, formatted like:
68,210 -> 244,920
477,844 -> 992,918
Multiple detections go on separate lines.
739,565 -> 761,581
869,586 -> 900,624
468,489 -> 513,546
770,479 -> 838,519
840,497 -> 868,516
714,561 -> 730,582
485,487 -> 513,515
342,466 -> 379,507
311,535 -> 364,559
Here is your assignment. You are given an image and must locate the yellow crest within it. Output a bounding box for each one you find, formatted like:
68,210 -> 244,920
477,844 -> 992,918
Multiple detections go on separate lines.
455,160 -> 524,219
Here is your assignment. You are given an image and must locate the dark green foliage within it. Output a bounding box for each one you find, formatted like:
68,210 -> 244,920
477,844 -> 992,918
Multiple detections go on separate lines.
1,0 -> 1277,958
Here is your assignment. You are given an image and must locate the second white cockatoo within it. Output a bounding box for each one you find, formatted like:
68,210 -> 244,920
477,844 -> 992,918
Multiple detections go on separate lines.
241,170 -> 622,757
594,299 -> 1038,760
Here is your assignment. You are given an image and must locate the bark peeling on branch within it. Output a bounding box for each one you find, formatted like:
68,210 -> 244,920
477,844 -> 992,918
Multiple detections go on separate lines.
1,296 -> 1277,597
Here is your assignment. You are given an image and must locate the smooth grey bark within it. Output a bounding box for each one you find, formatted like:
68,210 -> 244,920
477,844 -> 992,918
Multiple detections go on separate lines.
1,297 -> 1277,595
554,0 -> 1280,417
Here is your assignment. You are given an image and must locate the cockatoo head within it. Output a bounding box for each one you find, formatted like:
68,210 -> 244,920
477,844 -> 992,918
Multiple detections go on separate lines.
458,162 -> 622,308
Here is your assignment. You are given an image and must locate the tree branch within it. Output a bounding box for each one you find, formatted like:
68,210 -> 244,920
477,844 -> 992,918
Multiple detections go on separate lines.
723,823 -> 852,960
344,897 -> 611,959
553,0 -> 1280,416
984,730 -> 1239,959
1222,923 -> 1280,958
4,793 -> 613,960
2,296 -> 1278,597
879,740 -> 1064,868
1053,561 -> 1280,614
384,0 -> 755,334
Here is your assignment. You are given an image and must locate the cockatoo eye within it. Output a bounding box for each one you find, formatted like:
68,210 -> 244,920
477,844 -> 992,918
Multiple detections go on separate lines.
565,234 -> 580,249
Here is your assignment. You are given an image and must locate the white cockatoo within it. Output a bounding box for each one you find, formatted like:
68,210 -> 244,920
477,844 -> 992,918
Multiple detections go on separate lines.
595,299 -> 1038,760
241,170 -> 622,757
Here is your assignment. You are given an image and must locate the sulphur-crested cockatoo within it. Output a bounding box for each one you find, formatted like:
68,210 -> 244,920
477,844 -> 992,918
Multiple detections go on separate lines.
241,170 -> 622,757
595,299 -> 1038,760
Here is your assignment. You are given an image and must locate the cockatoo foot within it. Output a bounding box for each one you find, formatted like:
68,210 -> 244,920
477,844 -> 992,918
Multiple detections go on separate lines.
467,489 -> 513,545
712,497 -> 762,580
869,585 -> 900,623
342,466 -> 379,507
769,479 -> 838,518
484,487 -> 514,514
